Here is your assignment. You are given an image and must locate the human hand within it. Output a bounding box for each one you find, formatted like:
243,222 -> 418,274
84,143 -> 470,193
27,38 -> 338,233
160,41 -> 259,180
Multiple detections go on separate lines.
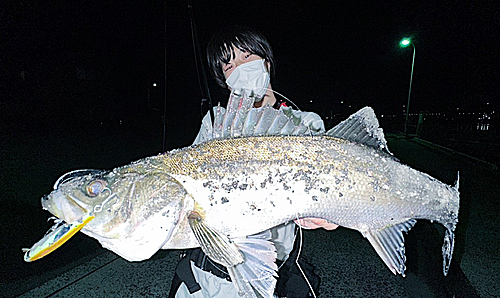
294,218 -> 339,230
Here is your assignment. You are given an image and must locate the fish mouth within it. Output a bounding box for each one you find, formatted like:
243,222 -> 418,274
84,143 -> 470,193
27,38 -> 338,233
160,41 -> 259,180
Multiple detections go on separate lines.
42,190 -> 90,223
26,171 -> 104,262
27,176 -> 98,262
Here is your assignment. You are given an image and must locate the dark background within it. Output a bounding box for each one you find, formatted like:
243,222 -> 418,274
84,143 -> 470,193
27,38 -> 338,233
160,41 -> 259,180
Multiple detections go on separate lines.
1,1 -> 499,296
2,0 -> 499,149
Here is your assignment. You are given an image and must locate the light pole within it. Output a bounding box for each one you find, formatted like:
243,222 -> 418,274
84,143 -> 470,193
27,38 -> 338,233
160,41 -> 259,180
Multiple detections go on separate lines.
399,37 -> 415,135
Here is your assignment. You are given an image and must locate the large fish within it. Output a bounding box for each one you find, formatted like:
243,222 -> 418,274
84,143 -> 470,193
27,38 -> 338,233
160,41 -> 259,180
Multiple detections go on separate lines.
24,94 -> 459,298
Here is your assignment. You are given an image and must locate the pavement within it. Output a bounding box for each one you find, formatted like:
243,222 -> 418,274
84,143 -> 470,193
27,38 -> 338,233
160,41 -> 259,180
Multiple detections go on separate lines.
2,129 -> 499,297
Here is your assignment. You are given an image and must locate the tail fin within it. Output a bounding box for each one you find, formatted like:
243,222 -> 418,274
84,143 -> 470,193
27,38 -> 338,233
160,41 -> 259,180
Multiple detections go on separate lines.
443,176 -> 460,276
442,227 -> 455,276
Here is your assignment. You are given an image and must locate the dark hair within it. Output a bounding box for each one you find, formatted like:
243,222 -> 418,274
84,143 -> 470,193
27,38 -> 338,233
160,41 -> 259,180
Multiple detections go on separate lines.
207,26 -> 275,89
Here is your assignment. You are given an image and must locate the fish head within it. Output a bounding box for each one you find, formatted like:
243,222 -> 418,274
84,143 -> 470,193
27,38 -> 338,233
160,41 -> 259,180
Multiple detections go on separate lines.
41,167 -> 192,260
42,169 -> 108,223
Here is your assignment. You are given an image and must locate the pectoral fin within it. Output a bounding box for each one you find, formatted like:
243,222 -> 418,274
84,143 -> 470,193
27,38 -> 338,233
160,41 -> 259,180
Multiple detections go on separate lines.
362,219 -> 417,276
188,209 -> 277,298
188,210 -> 244,267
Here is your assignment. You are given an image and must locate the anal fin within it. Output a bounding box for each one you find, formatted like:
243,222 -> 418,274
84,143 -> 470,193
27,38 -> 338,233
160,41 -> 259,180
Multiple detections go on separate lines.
362,219 -> 417,276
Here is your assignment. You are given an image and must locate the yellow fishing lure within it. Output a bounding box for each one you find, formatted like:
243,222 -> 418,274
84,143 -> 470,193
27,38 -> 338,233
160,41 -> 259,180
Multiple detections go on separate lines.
23,214 -> 94,262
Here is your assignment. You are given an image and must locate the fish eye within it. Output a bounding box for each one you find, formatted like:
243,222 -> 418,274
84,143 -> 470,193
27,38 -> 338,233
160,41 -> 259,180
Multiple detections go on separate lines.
86,180 -> 106,197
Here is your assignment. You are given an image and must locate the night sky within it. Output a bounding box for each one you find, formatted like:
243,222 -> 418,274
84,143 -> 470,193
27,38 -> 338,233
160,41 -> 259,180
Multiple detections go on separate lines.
2,1 -> 499,140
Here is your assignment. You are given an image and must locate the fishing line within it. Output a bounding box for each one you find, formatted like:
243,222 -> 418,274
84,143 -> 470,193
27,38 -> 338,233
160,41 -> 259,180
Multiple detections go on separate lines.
268,89 -> 301,111
188,0 -> 214,121
162,0 -> 168,153
93,189 -> 117,213
206,257 -> 231,278
269,89 -> 315,137
294,217 -> 318,298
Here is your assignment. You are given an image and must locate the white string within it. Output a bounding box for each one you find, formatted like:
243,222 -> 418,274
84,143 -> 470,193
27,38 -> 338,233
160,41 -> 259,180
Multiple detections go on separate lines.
267,88 -> 301,111
294,217 -> 317,298
268,89 -> 315,137
93,188 -> 116,213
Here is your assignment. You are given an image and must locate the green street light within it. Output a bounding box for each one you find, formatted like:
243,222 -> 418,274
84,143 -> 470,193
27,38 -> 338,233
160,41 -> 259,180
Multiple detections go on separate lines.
399,38 -> 411,47
399,37 -> 416,135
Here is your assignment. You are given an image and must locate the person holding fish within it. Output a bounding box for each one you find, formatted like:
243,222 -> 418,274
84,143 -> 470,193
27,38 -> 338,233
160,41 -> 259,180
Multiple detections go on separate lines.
170,25 -> 338,298
23,25 -> 463,296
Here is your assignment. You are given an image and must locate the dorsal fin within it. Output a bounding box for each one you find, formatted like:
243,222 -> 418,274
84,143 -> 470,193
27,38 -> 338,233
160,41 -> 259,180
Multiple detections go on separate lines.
326,107 -> 391,154
198,91 -> 315,144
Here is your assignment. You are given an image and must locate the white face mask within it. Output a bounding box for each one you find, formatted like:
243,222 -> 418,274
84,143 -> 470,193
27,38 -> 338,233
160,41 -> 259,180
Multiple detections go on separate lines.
225,59 -> 270,99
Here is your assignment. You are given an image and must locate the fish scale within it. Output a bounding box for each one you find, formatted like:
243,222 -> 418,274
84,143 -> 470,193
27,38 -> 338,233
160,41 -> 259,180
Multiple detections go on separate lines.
144,135 -> 457,239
